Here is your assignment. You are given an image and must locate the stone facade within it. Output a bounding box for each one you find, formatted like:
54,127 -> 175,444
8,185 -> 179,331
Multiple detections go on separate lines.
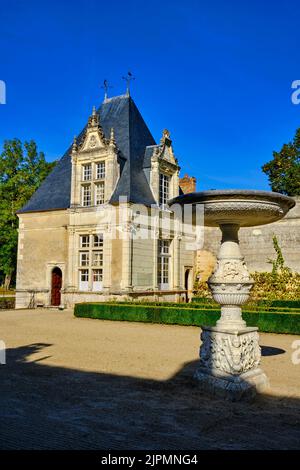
198,196 -> 300,275
16,97 -> 196,309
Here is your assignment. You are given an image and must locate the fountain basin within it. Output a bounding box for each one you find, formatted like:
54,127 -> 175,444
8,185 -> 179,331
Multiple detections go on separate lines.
169,189 -> 295,227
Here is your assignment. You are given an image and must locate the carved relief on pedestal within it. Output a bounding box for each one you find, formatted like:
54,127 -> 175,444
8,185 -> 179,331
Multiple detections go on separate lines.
209,259 -> 252,283
208,259 -> 254,306
199,329 -> 261,375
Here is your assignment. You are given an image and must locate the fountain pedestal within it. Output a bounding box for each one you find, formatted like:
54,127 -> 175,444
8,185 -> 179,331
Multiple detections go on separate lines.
195,327 -> 268,399
195,222 -> 268,399
169,190 -> 295,400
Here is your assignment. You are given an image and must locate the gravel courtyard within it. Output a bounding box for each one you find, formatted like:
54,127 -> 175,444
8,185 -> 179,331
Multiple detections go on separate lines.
0,308 -> 299,450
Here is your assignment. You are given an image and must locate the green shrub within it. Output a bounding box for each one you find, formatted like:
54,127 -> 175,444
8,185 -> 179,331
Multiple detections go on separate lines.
192,297 -> 300,310
256,299 -> 300,309
74,302 -> 220,327
191,297 -> 216,305
0,297 -> 15,309
74,303 -> 300,334
193,237 -> 300,301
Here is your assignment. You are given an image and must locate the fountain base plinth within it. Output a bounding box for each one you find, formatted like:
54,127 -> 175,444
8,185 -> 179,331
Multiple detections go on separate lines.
195,325 -> 269,400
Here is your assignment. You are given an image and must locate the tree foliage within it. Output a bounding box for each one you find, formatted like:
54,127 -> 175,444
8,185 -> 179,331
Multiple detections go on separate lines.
262,128 -> 300,195
0,139 -> 56,287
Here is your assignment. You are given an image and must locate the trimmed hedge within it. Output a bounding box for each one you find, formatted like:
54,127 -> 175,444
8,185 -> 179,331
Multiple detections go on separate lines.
97,299 -> 300,314
191,297 -> 215,305
74,302 -> 300,335
192,296 -> 300,310
75,303 -> 220,327
242,311 -> 300,334
256,299 -> 300,309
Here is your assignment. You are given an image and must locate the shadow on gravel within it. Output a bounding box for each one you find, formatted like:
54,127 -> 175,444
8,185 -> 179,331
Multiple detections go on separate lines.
261,345 -> 286,356
0,343 -> 299,450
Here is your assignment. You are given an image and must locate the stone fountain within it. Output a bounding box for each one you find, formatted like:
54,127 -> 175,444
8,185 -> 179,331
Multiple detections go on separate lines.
169,190 -> 295,400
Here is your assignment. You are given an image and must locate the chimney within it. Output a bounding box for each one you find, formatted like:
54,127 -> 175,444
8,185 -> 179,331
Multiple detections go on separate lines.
179,174 -> 196,194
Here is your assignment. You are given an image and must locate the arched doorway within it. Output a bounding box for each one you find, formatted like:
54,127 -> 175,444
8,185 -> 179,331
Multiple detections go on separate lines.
51,267 -> 62,306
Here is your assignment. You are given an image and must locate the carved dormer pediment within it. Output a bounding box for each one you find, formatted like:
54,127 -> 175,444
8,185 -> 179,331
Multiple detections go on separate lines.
150,129 -> 178,167
70,104 -> 120,209
78,107 -> 108,154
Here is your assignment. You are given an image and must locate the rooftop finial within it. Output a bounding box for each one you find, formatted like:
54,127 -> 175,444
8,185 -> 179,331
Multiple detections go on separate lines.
101,79 -> 113,102
122,71 -> 135,96
160,128 -> 171,145
109,127 -> 116,148
89,106 -> 99,127
72,135 -> 77,153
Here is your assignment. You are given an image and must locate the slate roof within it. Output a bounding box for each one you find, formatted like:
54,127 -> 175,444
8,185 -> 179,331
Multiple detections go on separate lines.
19,95 -> 157,213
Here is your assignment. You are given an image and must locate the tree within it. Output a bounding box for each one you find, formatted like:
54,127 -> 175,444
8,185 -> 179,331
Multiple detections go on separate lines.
262,128 -> 300,195
0,139 -> 56,289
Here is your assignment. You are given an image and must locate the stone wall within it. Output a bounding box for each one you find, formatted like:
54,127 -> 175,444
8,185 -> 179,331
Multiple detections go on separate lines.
15,210 -> 69,308
197,196 -> 300,275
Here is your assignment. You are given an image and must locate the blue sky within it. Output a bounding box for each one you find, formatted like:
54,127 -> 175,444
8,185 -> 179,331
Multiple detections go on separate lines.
1,0 -> 300,190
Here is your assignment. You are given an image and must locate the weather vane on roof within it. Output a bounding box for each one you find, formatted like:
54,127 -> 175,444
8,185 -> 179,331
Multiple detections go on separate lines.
122,71 -> 135,96
101,79 -> 113,101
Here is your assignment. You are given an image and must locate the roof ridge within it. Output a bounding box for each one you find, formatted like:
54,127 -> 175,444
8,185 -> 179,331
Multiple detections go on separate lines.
103,94 -> 128,103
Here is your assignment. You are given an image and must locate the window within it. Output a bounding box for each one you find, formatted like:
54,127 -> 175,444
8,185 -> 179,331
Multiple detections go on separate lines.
78,233 -> 104,292
79,251 -> 89,266
82,185 -> 91,206
95,182 -> 105,205
93,269 -> 103,282
80,162 -> 106,207
80,235 -> 90,248
96,162 -> 105,179
92,269 -> 103,292
79,269 -> 89,291
159,173 -> 170,207
92,251 -> 103,266
93,234 -> 103,247
82,164 -> 92,181
158,240 -> 170,289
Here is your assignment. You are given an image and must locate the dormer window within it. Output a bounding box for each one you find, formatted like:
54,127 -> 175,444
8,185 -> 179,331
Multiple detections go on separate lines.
83,164 -> 92,181
159,173 -> 170,207
82,185 -> 91,206
149,130 -> 180,208
96,162 -> 105,180
95,182 -> 105,205
80,163 -> 106,207
70,107 -> 119,209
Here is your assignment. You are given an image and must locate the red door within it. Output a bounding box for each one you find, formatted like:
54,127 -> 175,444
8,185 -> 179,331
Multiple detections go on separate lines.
51,267 -> 62,306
